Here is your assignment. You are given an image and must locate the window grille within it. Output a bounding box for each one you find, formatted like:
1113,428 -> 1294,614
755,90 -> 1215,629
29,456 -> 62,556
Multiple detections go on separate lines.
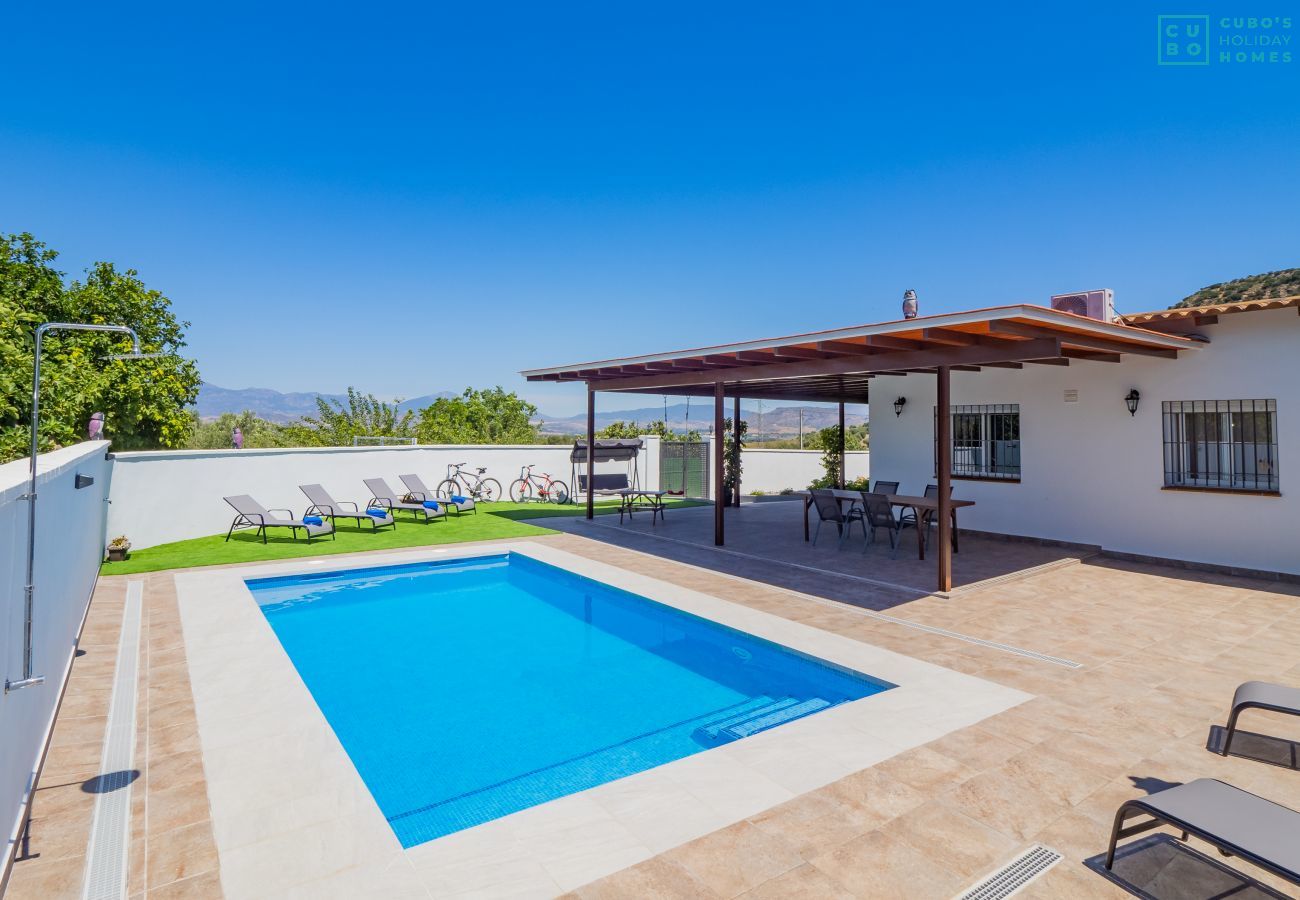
1162,400 -> 1278,492
934,404 -> 1020,479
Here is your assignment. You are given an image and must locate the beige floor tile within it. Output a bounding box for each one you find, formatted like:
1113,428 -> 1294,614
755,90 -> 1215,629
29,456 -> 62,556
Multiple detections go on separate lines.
873,744 -> 980,794
885,800 -> 1021,880
146,819 -> 220,889
738,863 -> 856,899
810,829 -> 967,899
943,769 -> 1070,843
665,821 -> 804,898
575,857 -> 722,899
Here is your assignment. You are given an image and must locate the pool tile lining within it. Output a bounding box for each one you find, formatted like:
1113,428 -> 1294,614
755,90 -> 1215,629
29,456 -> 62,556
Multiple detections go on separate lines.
175,541 -> 1031,898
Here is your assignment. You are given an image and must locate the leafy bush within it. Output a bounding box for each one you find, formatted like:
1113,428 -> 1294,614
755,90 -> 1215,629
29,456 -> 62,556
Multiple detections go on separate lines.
1,232 -> 200,462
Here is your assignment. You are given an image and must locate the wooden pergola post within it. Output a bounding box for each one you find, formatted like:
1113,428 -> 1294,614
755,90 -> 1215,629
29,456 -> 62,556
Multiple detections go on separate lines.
714,382 -> 725,545
837,401 -> 846,488
732,395 -> 742,506
936,365 -> 953,592
585,386 -> 596,520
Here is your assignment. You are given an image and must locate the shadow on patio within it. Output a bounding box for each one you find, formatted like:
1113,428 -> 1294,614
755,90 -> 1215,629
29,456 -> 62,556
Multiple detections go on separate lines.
545,497 -> 1093,612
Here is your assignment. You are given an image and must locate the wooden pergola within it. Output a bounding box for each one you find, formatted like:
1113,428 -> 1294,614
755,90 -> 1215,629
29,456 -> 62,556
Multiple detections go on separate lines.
523,304 -> 1198,591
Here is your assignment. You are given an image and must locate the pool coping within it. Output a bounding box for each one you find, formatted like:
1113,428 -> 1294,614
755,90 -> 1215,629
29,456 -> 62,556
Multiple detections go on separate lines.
174,541 -> 1031,898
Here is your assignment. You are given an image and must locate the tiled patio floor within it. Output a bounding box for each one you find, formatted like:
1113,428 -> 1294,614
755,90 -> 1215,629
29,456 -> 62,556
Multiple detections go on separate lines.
548,499 -> 1095,606
8,520 -> 1300,899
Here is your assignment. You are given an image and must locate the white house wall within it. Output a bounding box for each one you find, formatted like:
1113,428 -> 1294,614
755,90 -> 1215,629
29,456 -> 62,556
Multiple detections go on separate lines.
867,308 -> 1299,576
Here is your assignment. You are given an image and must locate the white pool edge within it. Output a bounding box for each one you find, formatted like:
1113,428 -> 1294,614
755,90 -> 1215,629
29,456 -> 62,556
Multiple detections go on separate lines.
175,541 -> 1031,899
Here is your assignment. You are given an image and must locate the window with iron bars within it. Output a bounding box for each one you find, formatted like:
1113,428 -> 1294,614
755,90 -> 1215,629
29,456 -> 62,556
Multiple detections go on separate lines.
933,404 -> 1020,480
1162,400 -> 1279,492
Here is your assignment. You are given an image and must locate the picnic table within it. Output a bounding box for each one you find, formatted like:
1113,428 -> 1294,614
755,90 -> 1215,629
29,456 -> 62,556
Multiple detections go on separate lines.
617,489 -> 668,525
797,489 -> 975,560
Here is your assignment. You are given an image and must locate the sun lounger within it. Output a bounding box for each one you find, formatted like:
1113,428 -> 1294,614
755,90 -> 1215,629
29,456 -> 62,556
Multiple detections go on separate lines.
299,484 -> 396,531
223,495 -> 335,543
399,474 -> 475,514
1221,681 -> 1300,756
363,478 -> 445,523
1105,778 -> 1300,888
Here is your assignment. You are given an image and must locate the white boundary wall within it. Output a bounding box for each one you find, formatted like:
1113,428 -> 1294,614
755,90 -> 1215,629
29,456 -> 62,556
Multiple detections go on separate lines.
107,443 -> 612,549
109,439 -> 870,549
739,448 -> 869,493
1,442 -> 113,876
867,307 -> 1300,576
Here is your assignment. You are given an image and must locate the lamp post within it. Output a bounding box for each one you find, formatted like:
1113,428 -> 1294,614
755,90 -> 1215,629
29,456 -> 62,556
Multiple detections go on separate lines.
5,322 -> 154,694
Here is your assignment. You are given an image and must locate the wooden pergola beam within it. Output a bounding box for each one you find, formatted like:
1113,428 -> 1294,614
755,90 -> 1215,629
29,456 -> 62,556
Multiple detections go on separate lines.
1062,348 -> 1122,363
769,347 -> 825,360
817,340 -> 875,355
585,338 -> 1061,392
922,328 -> 980,346
988,320 -> 1179,358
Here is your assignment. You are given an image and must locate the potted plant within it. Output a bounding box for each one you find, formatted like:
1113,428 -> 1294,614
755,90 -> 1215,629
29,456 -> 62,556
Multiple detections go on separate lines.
722,417 -> 747,505
106,535 -> 131,562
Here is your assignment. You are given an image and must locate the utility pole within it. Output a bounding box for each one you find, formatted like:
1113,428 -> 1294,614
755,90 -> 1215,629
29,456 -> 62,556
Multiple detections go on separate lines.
798,409 -> 803,449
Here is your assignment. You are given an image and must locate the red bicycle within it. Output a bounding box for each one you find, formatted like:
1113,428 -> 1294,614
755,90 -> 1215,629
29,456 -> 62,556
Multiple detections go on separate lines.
509,465 -> 570,504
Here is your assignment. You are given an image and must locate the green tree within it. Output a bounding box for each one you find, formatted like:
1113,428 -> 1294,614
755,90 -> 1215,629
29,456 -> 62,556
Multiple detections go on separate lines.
807,423 -> 870,489
415,387 -> 538,444
722,416 -> 747,493
597,419 -> 700,441
0,233 -> 200,462
285,387 -> 415,446
185,411 -> 288,449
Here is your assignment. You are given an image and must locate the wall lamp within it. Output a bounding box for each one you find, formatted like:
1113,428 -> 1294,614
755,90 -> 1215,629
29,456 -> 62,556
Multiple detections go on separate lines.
1125,388 -> 1140,417
893,397 -> 907,417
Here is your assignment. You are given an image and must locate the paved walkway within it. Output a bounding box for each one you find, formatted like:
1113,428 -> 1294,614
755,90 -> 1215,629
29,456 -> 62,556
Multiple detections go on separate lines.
8,527 -> 1300,899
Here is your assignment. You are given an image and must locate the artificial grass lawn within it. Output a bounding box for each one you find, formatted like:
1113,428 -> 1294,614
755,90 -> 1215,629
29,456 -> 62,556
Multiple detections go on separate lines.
100,498 -> 706,575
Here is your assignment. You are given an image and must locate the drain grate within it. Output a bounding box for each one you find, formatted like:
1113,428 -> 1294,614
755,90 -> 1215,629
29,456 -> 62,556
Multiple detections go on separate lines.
956,845 -> 1063,900
81,581 -> 143,900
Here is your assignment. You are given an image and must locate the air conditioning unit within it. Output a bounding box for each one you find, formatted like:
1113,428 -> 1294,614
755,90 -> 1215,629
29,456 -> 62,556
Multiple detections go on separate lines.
1050,289 -> 1115,322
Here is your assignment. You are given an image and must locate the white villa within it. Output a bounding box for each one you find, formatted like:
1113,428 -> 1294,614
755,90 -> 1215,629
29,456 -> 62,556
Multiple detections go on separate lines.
2,292 -> 1299,899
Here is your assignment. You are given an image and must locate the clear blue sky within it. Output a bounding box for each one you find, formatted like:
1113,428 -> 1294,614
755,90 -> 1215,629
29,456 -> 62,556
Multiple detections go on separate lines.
3,2 -> 1297,416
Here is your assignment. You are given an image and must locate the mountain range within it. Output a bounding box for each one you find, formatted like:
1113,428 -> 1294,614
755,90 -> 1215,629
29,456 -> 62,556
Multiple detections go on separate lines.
534,402 -> 866,436
195,384 -> 865,434
194,383 -> 453,423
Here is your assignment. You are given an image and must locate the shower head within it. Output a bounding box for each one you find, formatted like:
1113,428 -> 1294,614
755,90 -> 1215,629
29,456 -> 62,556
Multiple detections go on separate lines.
102,351 -> 167,361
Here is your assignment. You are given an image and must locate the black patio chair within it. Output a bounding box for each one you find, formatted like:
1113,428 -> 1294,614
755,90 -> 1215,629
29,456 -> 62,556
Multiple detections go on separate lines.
859,492 -> 903,555
899,483 -> 945,534
810,489 -> 864,549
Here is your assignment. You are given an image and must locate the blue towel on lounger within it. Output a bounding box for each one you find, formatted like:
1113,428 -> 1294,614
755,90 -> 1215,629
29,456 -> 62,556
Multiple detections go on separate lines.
451,495 -> 469,504
303,515 -> 324,526
423,500 -> 441,511
365,508 -> 388,519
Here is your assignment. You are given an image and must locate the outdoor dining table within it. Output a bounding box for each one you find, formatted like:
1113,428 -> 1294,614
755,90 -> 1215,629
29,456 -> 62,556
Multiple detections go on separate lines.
616,488 -> 667,525
798,489 -> 975,560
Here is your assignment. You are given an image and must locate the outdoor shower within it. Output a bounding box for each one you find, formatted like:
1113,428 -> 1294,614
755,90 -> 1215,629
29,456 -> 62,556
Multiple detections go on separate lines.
5,322 -> 162,693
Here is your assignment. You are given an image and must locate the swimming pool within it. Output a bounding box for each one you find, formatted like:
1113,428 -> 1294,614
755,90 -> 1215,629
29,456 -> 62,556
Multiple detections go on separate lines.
247,552 -> 892,847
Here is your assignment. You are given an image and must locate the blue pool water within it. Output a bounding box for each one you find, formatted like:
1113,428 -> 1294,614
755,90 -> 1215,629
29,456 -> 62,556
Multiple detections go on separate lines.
248,553 -> 891,847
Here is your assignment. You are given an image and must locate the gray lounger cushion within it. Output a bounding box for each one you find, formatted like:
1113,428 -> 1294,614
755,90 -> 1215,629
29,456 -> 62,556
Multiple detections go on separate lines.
1107,778 -> 1300,883
224,495 -> 334,537
400,474 -> 475,511
363,478 -> 445,520
299,484 -> 394,527
1222,680 -> 1300,755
